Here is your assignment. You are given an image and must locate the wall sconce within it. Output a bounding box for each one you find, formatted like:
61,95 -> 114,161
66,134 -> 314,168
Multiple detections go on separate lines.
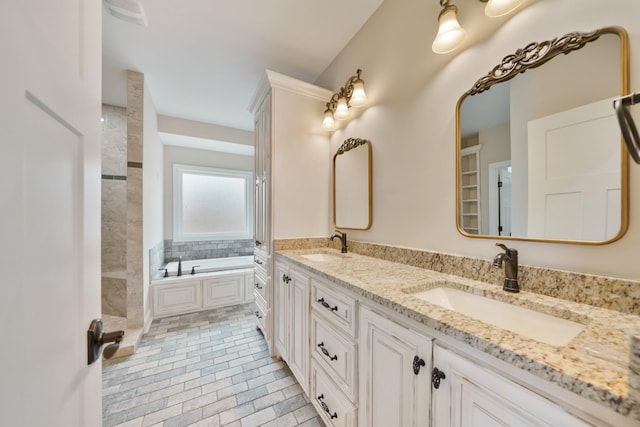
432,0 -> 525,54
322,69 -> 368,131
613,92 -> 640,164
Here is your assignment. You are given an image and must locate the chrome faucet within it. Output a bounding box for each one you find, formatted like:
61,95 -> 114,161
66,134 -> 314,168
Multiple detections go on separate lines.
492,243 -> 519,293
177,256 -> 182,277
330,230 -> 348,253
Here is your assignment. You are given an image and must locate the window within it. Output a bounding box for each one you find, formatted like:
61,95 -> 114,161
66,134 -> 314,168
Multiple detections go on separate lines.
173,164 -> 253,241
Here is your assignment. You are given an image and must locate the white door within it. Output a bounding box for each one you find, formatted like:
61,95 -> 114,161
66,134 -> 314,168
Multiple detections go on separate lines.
288,268 -> 310,394
0,1 -> 102,426
359,307 -> 432,427
527,98 -> 621,240
274,262 -> 289,360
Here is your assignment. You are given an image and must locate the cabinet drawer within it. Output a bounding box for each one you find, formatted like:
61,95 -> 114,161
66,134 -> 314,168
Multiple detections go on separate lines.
254,249 -> 269,278
311,278 -> 358,337
254,297 -> 267,333
311,313 -> 358,401
310,360 -> 357,427
253,273 -> 267,301
255,264 -> 267,282
202,275 -> 244,309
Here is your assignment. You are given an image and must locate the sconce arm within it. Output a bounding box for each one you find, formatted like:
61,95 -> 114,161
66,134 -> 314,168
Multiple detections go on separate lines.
613,93 -> 640,164
338,69 -> 363,101
325,93 -> 341,114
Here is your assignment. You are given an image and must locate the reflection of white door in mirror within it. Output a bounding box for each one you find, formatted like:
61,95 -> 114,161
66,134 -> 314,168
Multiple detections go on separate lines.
488,161 -> 512,236
527,98 -> 621,241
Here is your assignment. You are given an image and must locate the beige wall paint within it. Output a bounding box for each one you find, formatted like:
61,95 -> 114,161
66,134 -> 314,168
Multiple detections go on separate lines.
271,87 -> 332,240
478,122 -> 510,234
317,0 -> 640,280
163,145 -> 254,239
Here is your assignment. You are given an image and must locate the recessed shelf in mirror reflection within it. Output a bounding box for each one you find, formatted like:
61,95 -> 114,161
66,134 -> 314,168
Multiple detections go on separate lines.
456,27 -> 629,244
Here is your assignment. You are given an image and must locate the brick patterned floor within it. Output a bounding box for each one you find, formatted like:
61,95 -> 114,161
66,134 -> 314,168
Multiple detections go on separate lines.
102,303 -> 322,427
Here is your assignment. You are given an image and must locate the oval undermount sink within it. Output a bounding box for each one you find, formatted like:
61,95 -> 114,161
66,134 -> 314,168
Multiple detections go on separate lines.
412,287 -> 586,347
300,252 -> 350,262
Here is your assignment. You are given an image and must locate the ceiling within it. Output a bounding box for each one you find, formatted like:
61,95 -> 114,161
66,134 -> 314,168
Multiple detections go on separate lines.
102,0 -> 385,132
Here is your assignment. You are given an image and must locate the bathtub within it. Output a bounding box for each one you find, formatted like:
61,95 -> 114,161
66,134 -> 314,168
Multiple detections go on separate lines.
152,255 -> 255,318
163,255 -> 254,277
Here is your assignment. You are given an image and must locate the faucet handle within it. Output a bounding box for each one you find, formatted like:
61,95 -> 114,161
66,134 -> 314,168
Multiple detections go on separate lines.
495,243 -> 517,257
495,243 -> 509,252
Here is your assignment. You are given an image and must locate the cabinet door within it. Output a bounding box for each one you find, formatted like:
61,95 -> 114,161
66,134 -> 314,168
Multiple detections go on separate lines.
253,93 -> 271,251
288,268 -> 310,394
274,261 -> 289,360
202,275 -> 245,309
253,93 -> 269,249
359,307 -> 432,427
432,344 -> 590,427
244,272 -> 255,303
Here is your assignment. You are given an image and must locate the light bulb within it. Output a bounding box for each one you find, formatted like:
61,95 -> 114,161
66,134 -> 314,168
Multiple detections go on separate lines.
484,0 -> 524,18
432,4 -> 467,54
334,96 -> 350,120
349,79 -> 367,107
322,109 -> 335,130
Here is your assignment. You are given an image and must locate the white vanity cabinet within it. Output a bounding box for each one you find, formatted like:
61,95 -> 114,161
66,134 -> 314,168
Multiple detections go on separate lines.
249,71 -> 332,355
359,306 -> 433,427
275,256 -> 637,427
431,344 -> 591,427
309,277 -> 359,427
274,260 -> 311,393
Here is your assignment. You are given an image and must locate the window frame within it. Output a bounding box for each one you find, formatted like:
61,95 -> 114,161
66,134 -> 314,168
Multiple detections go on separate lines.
173,164 -> 253,242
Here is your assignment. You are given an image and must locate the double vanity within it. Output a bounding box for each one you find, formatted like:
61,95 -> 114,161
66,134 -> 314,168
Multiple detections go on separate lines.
246,23 -> 640,426
267,247 -> 640,427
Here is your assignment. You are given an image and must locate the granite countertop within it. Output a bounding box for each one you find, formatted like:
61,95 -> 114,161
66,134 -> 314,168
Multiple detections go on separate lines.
276,248 -> 640,420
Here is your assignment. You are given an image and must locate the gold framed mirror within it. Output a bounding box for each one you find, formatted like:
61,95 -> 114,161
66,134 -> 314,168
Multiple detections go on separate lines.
456,27 -> 629,244
333,138 -> 372,230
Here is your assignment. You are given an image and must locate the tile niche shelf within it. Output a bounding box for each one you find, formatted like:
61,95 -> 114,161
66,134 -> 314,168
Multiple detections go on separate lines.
460,144 -> 481,234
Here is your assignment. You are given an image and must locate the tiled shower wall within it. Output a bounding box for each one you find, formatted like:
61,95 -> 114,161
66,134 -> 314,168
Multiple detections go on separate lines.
149,240 -> 165,280
101,104 -> 127,317
126,70 -> 145,329
164,239 -> 254,263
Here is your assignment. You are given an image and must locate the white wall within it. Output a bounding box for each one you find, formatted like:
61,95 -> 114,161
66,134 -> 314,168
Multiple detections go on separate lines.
316,0 -> 640,280
271,86 -> 332,240
142,82 -> 163,327
163,145 -> 254,239
158,115 -> 253,146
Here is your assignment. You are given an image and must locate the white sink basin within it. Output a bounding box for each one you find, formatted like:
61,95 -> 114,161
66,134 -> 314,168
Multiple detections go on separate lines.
300,252 -> 349,262
412,287 -> 585,347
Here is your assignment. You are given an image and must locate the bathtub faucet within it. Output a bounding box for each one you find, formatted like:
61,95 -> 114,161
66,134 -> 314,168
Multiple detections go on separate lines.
178,256 -> 182,277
